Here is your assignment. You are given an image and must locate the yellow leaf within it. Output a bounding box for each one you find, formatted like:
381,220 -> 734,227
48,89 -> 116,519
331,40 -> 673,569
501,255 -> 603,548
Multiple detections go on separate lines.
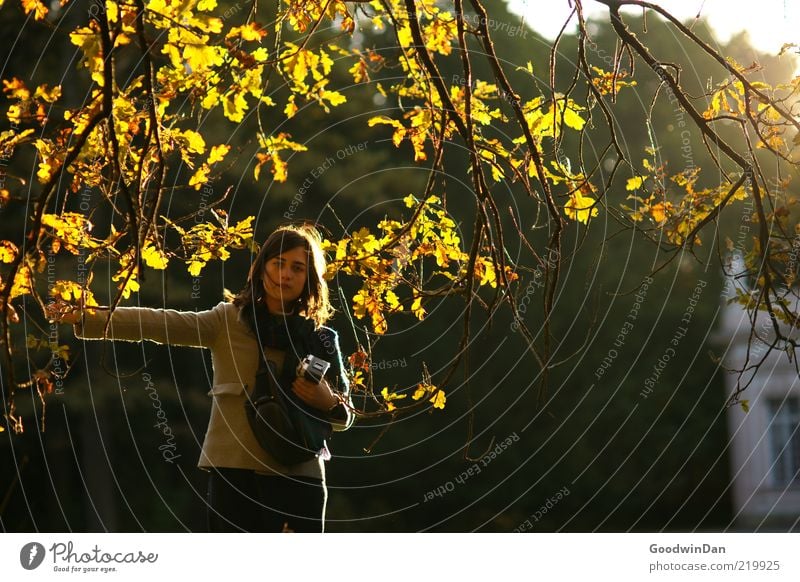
201,87 -> 220,110
112,259 -> 140,299
183,45 -> 224,72
34,139 -> 58,184
321,90 -> 346,107
474,257 -> 498,287
142,243 -> 169,270
411,295 -> 425,319
255,133 -> 307,182
0,240 -> 18,263
207,144 -> 230,165
412,384 -> 427,400
177,129 -> 206,155
385,289 -> 402,310
381,387 -> 406,401
223,90 -> 248,122
429,388 -> 446,409
105,0 -> 118,23
49,280 -> 97,305
650,201 -> 672,224
227,23 -> 266,41
189,164 -> 211,189
349,60 -> 369,83
21,0 -> 48,20
188,260 -> 205,277
272,156 -> 288,182
381,387 -> 407,411
41,212 -> 99,253
564,191 -> 599,224
352,288 -> 369,319
241,66 -> 264,99
3,78 -> 30,100
10,265 -> 33,298
34,83 -> 61,103
368,116 -> 406,148
284,96 -> 298,118
626,176 -> 644,191
562,104 -> 585,130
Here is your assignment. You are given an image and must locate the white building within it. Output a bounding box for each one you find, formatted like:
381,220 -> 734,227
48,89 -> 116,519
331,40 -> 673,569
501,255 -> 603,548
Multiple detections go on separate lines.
718,269 -> 800,530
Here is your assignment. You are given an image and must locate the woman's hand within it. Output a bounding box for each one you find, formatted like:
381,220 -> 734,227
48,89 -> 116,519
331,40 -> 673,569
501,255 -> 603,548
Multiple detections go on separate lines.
291,376 -> 339,412
44,300 -> 82,325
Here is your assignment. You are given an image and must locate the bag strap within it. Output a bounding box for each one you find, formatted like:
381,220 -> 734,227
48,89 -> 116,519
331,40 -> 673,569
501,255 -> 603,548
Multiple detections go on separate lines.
251,355 -> 280,401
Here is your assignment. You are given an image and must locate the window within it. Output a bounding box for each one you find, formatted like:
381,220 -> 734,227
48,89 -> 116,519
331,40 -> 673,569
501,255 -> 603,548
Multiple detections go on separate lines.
767,397 -> 800,487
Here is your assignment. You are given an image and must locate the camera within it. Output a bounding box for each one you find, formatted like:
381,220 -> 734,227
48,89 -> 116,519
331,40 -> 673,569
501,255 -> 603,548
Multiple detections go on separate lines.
296,355 -> 330,384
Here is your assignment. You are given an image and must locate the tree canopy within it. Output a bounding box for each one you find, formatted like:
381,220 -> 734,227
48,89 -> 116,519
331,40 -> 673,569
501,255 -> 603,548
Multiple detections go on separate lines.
1,0 -> 799,439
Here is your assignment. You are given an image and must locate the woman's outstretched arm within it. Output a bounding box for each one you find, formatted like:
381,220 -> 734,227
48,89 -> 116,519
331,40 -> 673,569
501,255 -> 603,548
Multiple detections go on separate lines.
50,301 -> 226,348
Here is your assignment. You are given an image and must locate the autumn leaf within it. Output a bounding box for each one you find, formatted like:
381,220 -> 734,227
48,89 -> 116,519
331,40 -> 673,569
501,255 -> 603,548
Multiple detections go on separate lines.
348,348 -> 370,371
188,260 -> 205,277
349,59 -> 370,83
564,191 -> 599,224
41,213 -> 100,253
208,144 -> 230,165
223,90 -> 248,122
49,280 -> 98,306
254,133 -> 307,182
284,95 -> 299,118
0,240 -> 18,263
348,370 -> 366,391
183,45 -> 224,73
429,389 -> 446,410
381,386 -> 407,411
142,242 -> 169,270
10,264 -> 33,298
175,129 -> 206,157
384,289 -> 402,311
189,164 -> 211,189
562,105 -> 586,131
227,23 -> 267,42
474,257 -> 498,287
626,176 -> 644,191
111,254 -> 141,299
650,201 -> 673,224
410,295 -> 426,320
21,0 -> 48,20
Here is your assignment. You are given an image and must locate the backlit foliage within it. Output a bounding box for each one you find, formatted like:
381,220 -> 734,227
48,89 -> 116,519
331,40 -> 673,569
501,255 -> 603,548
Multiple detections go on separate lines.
1,0 -> 799,428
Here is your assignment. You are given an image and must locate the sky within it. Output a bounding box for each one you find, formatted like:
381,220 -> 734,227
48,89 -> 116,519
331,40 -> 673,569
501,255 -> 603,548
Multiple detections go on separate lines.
506,0 -> 799,62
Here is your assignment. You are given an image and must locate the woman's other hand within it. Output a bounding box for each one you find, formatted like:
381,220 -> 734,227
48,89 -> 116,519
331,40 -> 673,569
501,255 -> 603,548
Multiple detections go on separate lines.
291,376 -> 339,411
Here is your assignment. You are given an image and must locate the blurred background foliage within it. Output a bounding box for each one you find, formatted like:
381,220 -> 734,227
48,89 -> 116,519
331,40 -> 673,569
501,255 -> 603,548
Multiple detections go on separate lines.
1,0 -> 796,531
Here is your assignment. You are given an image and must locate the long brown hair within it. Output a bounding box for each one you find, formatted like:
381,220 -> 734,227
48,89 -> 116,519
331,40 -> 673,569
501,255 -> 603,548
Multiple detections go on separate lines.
231,224 -> 333,328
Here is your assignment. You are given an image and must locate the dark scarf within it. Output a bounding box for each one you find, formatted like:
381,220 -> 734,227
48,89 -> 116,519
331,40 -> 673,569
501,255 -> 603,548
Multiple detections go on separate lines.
249,299 -> 314,352
246,300 -> 318,410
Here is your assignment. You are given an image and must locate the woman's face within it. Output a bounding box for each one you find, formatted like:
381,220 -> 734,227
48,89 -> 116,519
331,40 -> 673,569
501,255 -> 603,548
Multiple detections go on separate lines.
262,246 -> 309,312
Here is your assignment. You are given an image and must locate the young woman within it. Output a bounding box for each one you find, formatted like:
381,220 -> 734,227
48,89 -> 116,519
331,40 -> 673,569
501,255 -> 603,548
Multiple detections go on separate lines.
50,224 -> 354,532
